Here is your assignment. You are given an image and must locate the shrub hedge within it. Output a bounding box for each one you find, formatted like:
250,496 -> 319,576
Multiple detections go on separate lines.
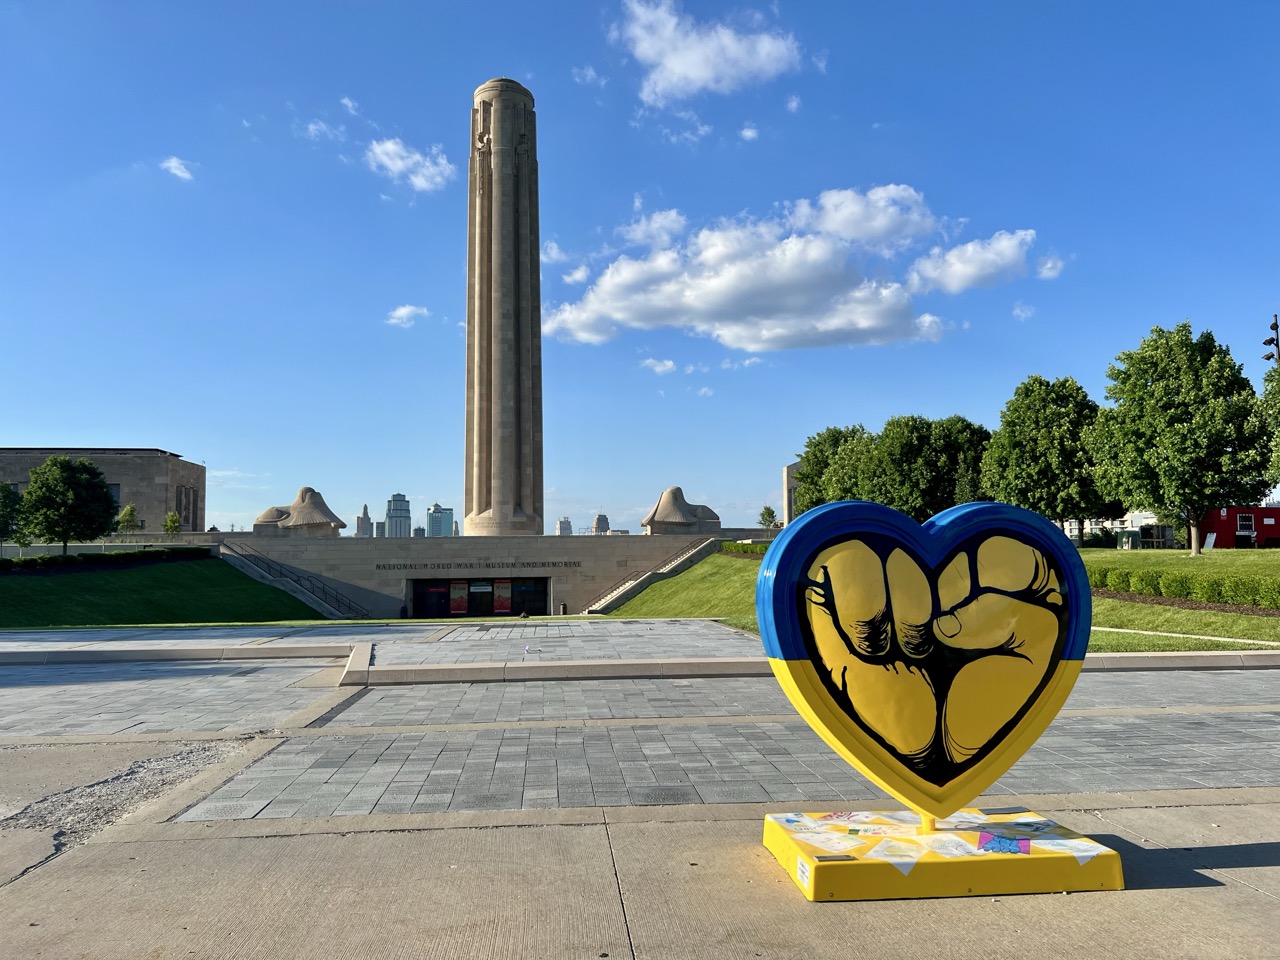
1086,561 -> 1280,610
0,547 -> 211,575
720,542 -> 768,556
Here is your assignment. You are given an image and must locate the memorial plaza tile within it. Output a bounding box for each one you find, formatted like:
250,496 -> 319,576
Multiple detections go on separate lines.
0,662 -> 334,735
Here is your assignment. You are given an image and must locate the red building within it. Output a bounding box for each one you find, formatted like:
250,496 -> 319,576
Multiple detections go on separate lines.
1197,506 -> 1280,549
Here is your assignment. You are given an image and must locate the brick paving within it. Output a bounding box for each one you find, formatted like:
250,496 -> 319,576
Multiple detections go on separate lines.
178,669 -> 1280,820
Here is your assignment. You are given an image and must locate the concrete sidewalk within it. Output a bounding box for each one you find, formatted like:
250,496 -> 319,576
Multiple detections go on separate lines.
1,620 -> 1277,958
1,783 -> 1277,959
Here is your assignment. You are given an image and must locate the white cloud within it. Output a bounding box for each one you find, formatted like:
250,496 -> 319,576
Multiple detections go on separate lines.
365,139 -> 456,193
386,304 -> 429,328
547,220 -> 939,352
812,50 -> 828,73
543,241 -> 569,263
641,357 -> 676,374
1012,301 -> 1035,321
1037,253 -> 1065,280
546,187 -> 1035,352
697,386 -> 714,396
787,185 -> 937,252
786,95 -> 801,113
303,119 -> 346,142
563,264 -> 590,284
159,156 -> 193,180
684,362 -> 709,374
619,209 -> 687,249
661,109 -> 711,143
739,124 -> 759,141
572,65 -> 607,87
615,0 -> 801,107
340,96 -> 359,115
906,229 -> 1037,295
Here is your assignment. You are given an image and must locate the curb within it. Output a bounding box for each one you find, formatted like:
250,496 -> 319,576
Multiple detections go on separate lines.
0,644 -> 353,665
2,647 -> 1277,676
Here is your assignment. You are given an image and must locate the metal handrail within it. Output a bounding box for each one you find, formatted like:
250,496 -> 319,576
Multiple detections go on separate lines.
223,541 -> 370,619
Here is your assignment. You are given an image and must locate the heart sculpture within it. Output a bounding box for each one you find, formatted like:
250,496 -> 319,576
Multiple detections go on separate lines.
757,501 -> 1090,819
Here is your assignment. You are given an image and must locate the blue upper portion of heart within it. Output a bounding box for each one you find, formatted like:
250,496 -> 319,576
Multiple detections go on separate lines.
756,501 -> 1091,663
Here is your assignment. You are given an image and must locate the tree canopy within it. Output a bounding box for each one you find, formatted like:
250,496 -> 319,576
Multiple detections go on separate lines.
0,484 -> 21,549
163,511 -> 183,535
1091,322 -> 1271,555
116,502 -> 141,535
856,415 -> 990,522
982,375 -> 1122,536
758,505 -> 778,528
791,425 -> 867,515
21,457 -> 119,555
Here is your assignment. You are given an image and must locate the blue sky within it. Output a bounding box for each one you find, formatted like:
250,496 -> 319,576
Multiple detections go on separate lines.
3,1 -> 1278,534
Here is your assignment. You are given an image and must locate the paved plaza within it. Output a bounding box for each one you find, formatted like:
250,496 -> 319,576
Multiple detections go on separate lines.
0,618 -> 1278,958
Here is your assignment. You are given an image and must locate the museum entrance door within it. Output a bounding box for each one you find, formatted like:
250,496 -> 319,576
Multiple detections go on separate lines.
410,577 -> 550,618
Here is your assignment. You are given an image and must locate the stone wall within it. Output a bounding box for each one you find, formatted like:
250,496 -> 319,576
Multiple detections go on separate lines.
238,534 -> 710,617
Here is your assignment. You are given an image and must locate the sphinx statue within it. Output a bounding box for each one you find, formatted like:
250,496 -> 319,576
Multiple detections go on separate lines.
253,487 -> 347,537
641,486 -> 722,535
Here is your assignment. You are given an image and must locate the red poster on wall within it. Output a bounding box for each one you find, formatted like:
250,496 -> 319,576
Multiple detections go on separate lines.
494,579 -> 512,614
449,580 -> 468,615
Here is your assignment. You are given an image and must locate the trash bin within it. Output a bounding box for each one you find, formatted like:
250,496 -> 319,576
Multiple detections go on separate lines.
558,602 -> 567,616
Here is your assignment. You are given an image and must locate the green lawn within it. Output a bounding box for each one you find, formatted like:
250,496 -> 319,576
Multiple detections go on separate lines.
610,553 -> 760,633
1079,546 -> 1280,575
609,553 -> 1280,652
0,559 -> 322,628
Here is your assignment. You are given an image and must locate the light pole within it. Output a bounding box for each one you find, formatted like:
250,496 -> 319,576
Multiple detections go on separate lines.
1263,313 -> 1280,366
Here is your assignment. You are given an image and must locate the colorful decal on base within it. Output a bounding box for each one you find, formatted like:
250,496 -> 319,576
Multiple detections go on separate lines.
757,501 -> 1090,818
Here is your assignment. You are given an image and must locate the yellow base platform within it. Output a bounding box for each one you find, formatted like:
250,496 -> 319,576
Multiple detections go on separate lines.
763,808 -> 1124,901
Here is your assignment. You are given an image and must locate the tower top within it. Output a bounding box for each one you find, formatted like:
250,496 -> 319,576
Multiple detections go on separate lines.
473,78 -> 534,105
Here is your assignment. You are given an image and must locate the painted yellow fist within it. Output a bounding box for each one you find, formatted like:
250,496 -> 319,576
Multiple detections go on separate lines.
802,535 -> 1064,784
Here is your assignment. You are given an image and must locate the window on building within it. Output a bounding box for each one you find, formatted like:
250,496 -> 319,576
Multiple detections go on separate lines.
1238,514 -> 1255,533
107,483 -> 121,505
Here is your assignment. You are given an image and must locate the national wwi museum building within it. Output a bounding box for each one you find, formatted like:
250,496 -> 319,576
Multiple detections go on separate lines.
0,447 -> 205,533
9,81 -> 758,619
215,79 -> 732,620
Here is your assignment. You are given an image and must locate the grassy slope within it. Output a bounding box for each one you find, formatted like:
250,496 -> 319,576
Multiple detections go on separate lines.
610,554 -> 760,633
0,559 -> 321,628
611,553 -> 1277,652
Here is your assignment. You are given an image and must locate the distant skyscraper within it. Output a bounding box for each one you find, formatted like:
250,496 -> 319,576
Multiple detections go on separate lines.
355,504 -> 373,538
374,521 -> 386,538
412,525 -> 426,538
385,493 -> 412,538
555,517 -> 572,536
426,503 -> 454,537
452,520 -> 460,536
590,513 -> 610,536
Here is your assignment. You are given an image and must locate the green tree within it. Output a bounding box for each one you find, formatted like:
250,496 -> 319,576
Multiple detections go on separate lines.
758,505 -> 778,528
857,415 -> 991,523
116,502 -> 141,536
821,425 -> 876,503
0,484 -> 21,555
163,511 -> 183,535
1091,322 -> 1271,556
1259,365 -> 1280,488
791,425 -> 867,515
20,457 -> 119,555
982,375 -> 1122,542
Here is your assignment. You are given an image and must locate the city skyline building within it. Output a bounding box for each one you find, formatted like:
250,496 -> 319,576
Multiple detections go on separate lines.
427,503 -> 455,537
463,78 -> 544,537
355,504 -> 373,538
385,493 -> 412,538
374,521 -> 385,538
555,517 -> 572,536
590,513 -> 610,536
412,525 -> 426,538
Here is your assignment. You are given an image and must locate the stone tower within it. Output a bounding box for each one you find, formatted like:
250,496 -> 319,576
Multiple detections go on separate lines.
464,78 -> 544,537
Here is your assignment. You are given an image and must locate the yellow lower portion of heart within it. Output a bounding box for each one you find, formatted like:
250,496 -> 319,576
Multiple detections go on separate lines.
769,656 -> 1084,819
